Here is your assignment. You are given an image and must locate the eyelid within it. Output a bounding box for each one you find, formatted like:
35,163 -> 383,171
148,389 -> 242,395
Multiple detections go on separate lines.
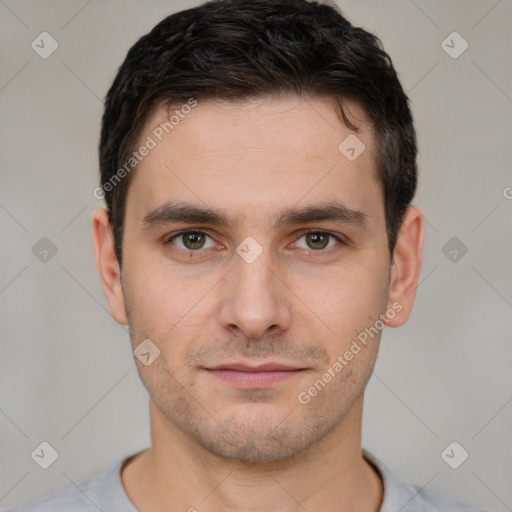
292,228 -> 346,243
165,229 -> 218,247
290,229 -> 345,253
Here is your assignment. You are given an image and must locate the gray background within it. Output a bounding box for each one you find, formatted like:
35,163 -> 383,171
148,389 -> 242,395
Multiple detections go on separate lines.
1,0 -> 511,510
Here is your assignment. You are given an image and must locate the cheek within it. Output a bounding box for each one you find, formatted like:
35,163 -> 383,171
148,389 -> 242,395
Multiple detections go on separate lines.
290,264 -> 388,338
121,259 -> 220,361
122,250 -> 210,320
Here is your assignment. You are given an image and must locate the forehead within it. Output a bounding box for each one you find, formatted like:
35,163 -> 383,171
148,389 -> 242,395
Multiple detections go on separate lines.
126,96 -> 384,230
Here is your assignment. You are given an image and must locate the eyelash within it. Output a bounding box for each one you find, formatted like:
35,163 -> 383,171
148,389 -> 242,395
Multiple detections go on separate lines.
164,229 -> 345,258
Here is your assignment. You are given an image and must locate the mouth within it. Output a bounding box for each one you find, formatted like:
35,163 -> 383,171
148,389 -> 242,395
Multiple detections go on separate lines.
203,362 -> 308,389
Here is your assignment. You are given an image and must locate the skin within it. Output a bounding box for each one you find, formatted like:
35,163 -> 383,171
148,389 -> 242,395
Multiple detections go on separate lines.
92,95 -> 424,512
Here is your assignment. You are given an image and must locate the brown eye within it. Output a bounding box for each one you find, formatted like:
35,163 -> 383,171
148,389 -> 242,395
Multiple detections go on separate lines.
305,232 -> 330,250
167,231 -> 215,251
295,231 -> 341,252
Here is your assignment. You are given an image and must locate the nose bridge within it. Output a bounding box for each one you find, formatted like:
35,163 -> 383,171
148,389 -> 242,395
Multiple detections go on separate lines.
237,244 -> 276,294
219,238 -> 290,338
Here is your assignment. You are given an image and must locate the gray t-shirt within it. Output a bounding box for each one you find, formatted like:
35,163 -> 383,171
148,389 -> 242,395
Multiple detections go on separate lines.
6,448 -> 490,511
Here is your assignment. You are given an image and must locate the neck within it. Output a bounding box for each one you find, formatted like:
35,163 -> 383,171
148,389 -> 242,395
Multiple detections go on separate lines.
121,395 -> 383,512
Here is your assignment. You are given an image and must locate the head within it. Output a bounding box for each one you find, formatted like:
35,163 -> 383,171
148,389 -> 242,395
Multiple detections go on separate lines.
93,0 -> 423,464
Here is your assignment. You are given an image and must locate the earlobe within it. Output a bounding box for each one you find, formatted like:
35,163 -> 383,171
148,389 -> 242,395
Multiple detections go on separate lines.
91,208 -> 128,325
385,206 -> 424,328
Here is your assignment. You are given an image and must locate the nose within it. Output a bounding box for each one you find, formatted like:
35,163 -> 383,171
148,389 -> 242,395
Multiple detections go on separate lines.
218,247 -> 292,340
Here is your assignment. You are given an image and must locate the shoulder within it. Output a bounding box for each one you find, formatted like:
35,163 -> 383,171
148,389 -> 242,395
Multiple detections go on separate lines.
362,449 -> 492,512
5,475 -> 103,512
4,455 -> 129,512
390,478 -> 491,512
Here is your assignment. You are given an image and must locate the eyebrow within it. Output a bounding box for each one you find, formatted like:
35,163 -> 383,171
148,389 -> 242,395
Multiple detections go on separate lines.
142,200 -> 369,231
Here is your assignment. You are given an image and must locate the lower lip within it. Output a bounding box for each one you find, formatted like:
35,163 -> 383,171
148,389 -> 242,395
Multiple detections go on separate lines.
205,369 -> 305,388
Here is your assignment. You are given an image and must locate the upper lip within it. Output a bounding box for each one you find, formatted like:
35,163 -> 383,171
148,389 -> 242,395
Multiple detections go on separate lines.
206,362 -> 305,372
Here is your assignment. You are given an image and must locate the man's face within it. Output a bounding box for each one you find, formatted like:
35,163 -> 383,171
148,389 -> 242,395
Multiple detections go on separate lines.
117,96 -> 394,462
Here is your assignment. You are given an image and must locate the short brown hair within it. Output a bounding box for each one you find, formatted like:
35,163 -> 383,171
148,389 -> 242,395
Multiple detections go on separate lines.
99,0 -> 417,266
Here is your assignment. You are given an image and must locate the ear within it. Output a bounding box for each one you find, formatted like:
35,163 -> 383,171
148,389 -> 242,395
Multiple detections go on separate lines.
385,205 -> 424,327
91,208 -> 128,325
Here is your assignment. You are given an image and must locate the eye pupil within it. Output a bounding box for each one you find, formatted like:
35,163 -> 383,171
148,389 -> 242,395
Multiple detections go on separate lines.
306,232 -> 329,250
184,232 -> 205,250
